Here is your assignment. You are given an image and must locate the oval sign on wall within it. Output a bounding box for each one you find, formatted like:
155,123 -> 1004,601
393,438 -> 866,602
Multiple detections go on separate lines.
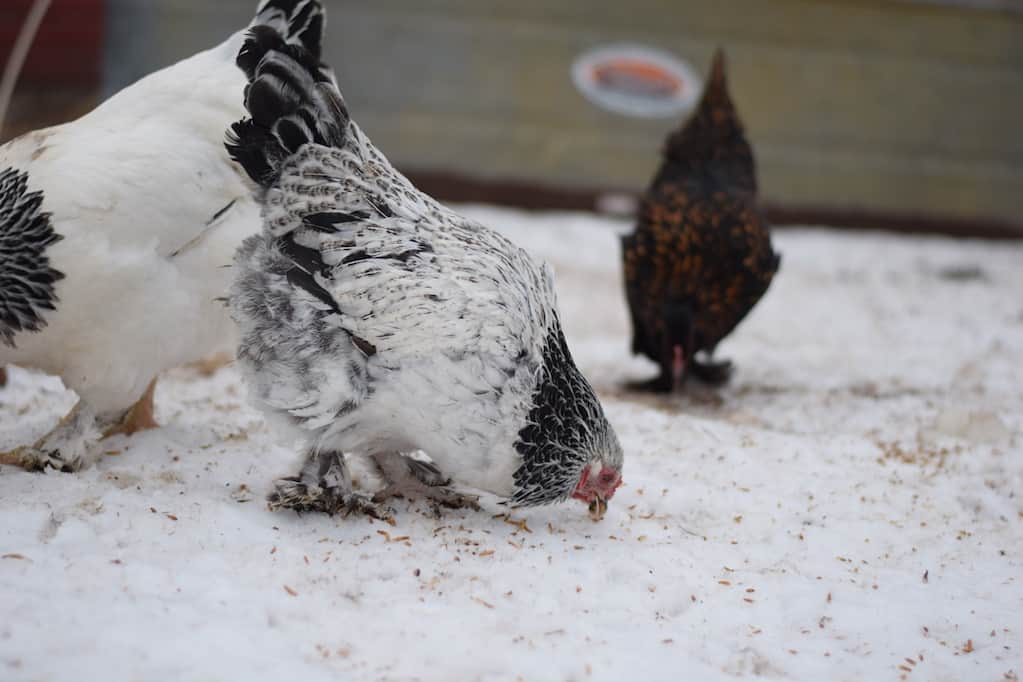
571,44 -> 701,118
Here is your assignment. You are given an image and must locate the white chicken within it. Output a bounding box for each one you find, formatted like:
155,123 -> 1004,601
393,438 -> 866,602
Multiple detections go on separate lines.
226,25 -> 624,520
0,0 -> 325,471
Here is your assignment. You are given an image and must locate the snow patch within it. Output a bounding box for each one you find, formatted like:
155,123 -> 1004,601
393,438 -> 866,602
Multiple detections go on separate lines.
1,207 -> 1021,681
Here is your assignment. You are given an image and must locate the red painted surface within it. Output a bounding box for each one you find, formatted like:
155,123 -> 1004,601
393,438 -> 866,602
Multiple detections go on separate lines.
0,0 -> 104,87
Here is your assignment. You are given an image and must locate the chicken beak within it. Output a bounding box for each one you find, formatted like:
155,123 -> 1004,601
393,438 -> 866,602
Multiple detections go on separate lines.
588,495 -> 608,522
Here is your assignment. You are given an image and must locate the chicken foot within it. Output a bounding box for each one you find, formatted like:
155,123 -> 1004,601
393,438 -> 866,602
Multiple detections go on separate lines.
0,377 -> 160,472
371,452 -> 480,512
268,450 -> 394,520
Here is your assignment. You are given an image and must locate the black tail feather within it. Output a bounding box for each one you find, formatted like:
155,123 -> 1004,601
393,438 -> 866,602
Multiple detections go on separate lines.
0,167 -> 63,348
227,24 -> 349,189
252,0 -> 325,60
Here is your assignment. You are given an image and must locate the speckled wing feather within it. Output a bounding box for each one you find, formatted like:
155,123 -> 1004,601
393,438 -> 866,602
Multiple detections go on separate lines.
225,31 -> 556,429
231,122 -> 556,433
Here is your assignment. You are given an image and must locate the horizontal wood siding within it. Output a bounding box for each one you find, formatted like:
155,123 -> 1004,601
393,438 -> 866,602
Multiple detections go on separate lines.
0,0 -> 103,87
78,1 -> 1023,227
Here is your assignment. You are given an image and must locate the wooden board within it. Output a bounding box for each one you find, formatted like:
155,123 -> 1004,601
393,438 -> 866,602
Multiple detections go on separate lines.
0,0 -> 104,87
44,0 -> 1023,229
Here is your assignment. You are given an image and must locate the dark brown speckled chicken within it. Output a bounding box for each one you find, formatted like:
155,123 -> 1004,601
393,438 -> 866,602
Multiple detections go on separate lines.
622,49 -> 780,392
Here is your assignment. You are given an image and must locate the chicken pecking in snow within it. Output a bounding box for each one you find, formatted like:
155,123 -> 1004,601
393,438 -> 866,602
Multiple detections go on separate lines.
0,0 -> 325,472
226,28 -> 624,520
622,49 -> 780,392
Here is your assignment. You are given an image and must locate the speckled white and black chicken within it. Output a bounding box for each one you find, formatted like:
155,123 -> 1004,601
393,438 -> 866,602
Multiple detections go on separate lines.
226,28 -> 624,520
0,0 -> 325,472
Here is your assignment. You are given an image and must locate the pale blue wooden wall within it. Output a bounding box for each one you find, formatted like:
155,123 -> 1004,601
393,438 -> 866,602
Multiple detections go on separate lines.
100,1 -> 1023,226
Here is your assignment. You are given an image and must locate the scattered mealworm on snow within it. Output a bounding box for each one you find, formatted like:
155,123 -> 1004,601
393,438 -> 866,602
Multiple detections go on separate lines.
479,550 -> 495,557
283,585 -> 298,596
471,597 -> 494,609
503,517 -> 532,533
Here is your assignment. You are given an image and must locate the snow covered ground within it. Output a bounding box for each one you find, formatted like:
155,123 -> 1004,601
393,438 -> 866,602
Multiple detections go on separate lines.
1,206 -> 1021,682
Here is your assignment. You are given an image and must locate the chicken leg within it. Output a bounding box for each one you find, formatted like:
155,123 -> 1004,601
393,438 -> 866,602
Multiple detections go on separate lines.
103,378 -> 159,437
371,452 -> 480,511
